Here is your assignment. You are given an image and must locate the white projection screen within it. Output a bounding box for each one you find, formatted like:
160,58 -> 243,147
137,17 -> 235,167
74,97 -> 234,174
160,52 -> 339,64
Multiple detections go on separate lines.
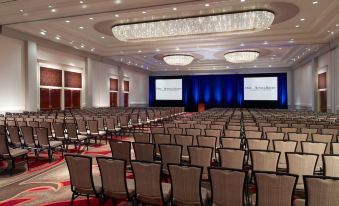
244,77 -> 278,101
155,79 -> 183,100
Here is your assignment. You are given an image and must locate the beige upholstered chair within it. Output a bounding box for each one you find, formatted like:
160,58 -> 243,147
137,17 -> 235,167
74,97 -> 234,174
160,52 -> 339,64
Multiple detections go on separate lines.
153,134 -> 171,156
245,126 -> 259,131
300,128 -> 318,141
273,140 -> 297,170
150,127 -> 165,135
163,123 -> 175,134
247,139 -> 269,151
301,142 -> 327,171
40,121 -> 53,139
131,161 -> 171,205
218,148 -> 245,169
208,168 -> 246,206
174,134 -> 193,159
87,120 -> 107,144
196,136 -> 217,160
168,164 -> 209,205
36,127 -> 63,162
205,129 -> 222,146
65,154 -> 102,205
312,134 -> 333,154
254,172 -> 298,206
7,126 -> 22,147
188,146 -> 213,178
286,152 -> 318,190
65,123 -> 89,152
228,125 -> 241,131
251,150 -> 280,173
224,130 -> 241,138
288,133 -> 308,153
266,132 -> 285,151
245,131 -> 262,139
96,157 -> 135,203
109,141 -> 131,164
185,128 -> 202,146
332,142 -> 339,154
281,127 -> 298,135
132,142 -> 154,162
159,144 -> 182,174
221,137 -> 242,149
323,155 -> 339,177
133,132 -> 150,143
0,134 -> 29,175
262,127 -> 278,138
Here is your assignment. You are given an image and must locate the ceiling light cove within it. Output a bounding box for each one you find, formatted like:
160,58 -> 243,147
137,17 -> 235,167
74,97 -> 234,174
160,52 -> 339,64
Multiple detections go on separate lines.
112,10 -> 275,42
163,54 -> 194,66
224,51 -> 260,63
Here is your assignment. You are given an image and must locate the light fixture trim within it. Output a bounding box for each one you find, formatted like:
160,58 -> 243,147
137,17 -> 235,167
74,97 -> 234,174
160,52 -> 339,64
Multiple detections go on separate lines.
163,54 -> 194,66
112,9 -> 275,42
224,50 -> 260,63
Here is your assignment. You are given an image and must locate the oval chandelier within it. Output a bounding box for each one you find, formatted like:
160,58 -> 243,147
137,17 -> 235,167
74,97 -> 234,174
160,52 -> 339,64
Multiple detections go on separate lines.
112,10 -> 275,42
163,54 -> 194,66
224,51 -> 260,63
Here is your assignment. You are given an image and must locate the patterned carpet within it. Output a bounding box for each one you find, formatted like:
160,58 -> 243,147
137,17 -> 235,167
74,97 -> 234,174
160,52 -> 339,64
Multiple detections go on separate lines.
0,137 -> 134,206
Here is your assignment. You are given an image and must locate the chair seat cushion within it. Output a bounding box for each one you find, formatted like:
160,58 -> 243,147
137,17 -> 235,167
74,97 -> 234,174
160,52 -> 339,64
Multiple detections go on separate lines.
42,141 -> 62,149
162,183 -> 172,202
9,148 -> 28,158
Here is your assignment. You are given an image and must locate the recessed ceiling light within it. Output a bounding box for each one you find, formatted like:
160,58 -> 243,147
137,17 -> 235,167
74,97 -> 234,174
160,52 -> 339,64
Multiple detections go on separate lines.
114,0 -> 122,4
40,31 -> 46,35
82,4 -> 87,9
279,48 -> 282,50
48,5 -> 53,8
336,24 -> 339,27
269,65 -> 272,67
91,48 -> 95,52
19,9 -> 24,12
300,18 -> 305,21
313,1 -> 318,5
51,9 -> 57,13
176,47 -> 180,51
79,26 -> 84,29
81,44 -> 85,48
101,36 -> 105,39
295,25 -> 300,28
264,41 -> 268,45
142,11 -> 147,14
89,17 -> 94,20
267,27 -> 271,30
65,20 -> 70,23
176,68 -> 179,70
204,3 -> 210,7
254,65 -> 257,68
241,0 -> 246,2
331,31 -> 334,35
80,0 -> 84,3
240,43 -> 245,47
156,48 -> 160,52
173,8 -> 177,11
55,36 -> 61,40
138,50 -> 142,53
115,14 -> 119,17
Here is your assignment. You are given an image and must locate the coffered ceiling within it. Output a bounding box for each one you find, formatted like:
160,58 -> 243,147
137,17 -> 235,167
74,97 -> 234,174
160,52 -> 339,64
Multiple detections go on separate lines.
1,0 -> 339,72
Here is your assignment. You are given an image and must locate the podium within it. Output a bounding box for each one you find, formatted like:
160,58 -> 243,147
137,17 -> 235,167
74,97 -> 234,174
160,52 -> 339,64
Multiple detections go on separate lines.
198,103 -> 205,112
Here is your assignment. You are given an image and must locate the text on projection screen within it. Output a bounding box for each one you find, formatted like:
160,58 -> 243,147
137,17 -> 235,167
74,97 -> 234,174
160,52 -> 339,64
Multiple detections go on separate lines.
156,79 -> 183,100
244,77 -> 278,101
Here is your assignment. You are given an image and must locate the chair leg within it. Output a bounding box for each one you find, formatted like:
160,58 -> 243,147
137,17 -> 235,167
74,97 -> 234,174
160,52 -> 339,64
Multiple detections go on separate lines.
10,158 -> 15,176
26,155 -> 29,170
70,193 -> 75,206
86,195 -> 90,206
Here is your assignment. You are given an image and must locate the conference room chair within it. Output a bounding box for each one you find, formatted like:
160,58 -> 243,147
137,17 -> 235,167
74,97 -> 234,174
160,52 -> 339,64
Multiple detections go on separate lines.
65,154 -> 102,206
287,133 -> 308,153
224,129 -> 241,139
40,121 -> 53,139
6,120 -> 16,126
331,142 -> 339,154
286,152 -> 318,190
262,127 -> 278,139
188,146 -> 213,179
132,142 -> 154,162
65,123 -> 89,152
218,148 -> 245,170
7,126 -> 22,148
208,167 -> 247,206
21,126 -> 39,158
281,127 -> 298,135
153,133 -> 171,157
167,127 -> 183,144
258,123 -> 271,131
159,144 -> 182,175
273,140 -> 297,170
253,172 -> 298,206
266,132 -> 285,151
245,131 -> 262,139
301,128 -> 318,141
292,124 -> 307,131
177,123 -> 191,132
228,122 -> 241,126
109,140 -> 131,164
301,142 -> 327,172
131,161 -> 171,205
247,139 -> 269,151
322,154 -> 339,177
228,125 -> 241,131
309,124 -> 325,131
87,120 -> 107,145
210,124 -> 225,135
194,124 -> 208,133
76,119 -> 88,135
0,125 -> 6,135
96,157 -> 135,204
312,134 -> 333,154
168,164 -> 209,205
52,122 -> 66,142
138,112 -> 149,129
133,132 -> 151,143
245,126 -> 259,131
28,121 -> 39,135
17,121 -> 27,128
322,128 -> 339,138
105,117 -> 121,139
197,135 -> 217,160
221,137 -> 242,149
174,134 -> 193,160
294,176 -> 339,206
0,134 -> 29,175
185,128 -> 202,146
251,150 -> 280,175
150,127 -> 165,135
36,127 -> 63,162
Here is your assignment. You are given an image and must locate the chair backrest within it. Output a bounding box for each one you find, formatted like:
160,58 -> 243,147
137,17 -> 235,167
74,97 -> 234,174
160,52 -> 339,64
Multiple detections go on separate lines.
168,164 -> 203,205
302,141 -> 327,170
21,126 -> 36,147
288,133 -> 308,153
133,132 -> 150,143
322,128 -> 338,138
109,141 -> 131,163
196,136 -> 217,159
251,150 -> 280,172
266,132 -> 285,150
286,152 -> 318,187
96,117 -> 105,130
96,157 -> 130,199
8,126 -> 21,147
273,140 -> 297,168
36,127 -> 49,146
153,134 -> 171,154
245,126 -> 259,131
247,139 -> 269,151
186,128 -> 202,145
281,127 -> 298,135
245,131 -> 262,139
188,146 -> 213,174
204,129 -> 222,138
159,144 -> 182,171
323,155 -> 339,177
224,130 -> 241,138
218,148 -> 245,169
40,121 -> 52,137
208,168 -> 246,206
131,161 -> 164,205
0,134 -> 10,157
303,176 -> 339,206
76,119 -> 87,133
133,142 -> 154,162
221,137 -> 242,149
332,142 -> 339,155
301,128 -> 318,141
175,134 -> 193,157
254,172 -> 298,206
150,127 -> 165,134
312,134 -> 333,154
87,120 -> 99,133
65,123 -> 78,139
262,127 -> 278,137
228,125 -> 241,130
53,122 -> 65,138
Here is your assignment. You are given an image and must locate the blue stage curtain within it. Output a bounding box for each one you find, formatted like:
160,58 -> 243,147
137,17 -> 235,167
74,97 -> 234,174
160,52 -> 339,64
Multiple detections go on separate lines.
149,73 -> 288,111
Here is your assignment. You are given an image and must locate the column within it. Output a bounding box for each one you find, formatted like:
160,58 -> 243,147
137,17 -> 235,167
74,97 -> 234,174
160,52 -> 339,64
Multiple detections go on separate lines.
25,41 -> 38,111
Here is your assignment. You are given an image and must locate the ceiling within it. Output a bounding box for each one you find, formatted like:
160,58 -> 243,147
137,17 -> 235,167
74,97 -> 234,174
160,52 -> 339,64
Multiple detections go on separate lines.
1,0 -> 339,72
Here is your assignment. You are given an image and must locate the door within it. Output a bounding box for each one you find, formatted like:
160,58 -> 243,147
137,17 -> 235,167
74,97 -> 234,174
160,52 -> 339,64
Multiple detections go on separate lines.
110,92 -> 118,107
124,93 -> 129,107
319,91 -> 327,112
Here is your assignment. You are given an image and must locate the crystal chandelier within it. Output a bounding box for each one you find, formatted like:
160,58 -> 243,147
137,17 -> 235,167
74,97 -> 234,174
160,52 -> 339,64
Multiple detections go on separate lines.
163,55 -> 194,66
112,10 -> 275,42
224,51 -> 260,63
